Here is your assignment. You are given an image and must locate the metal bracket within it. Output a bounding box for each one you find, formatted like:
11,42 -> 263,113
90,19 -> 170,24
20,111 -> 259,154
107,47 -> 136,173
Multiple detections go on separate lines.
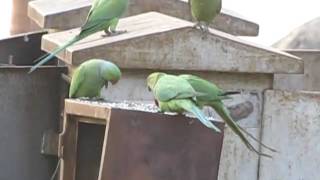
41,129 -> 59,156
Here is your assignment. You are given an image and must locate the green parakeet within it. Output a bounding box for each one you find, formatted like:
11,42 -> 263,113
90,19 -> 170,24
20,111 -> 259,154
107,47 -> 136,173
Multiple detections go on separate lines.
189,0 -> 222,31
69,59 -> 121,98
29,0 -> 129,73
179,74 -> 276,157
147,72 -> 221,133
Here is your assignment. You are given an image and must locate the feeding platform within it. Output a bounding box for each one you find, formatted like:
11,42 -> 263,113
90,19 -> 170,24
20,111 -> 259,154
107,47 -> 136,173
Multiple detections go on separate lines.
41,12 -> 302,74
39,13 -> 304,179
59,99 -> 224,180
28,0 -> 259,36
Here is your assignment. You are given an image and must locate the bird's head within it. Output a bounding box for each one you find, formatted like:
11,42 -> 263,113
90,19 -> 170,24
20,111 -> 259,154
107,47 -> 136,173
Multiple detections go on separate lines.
146,72 -> 165,91
100,60 -> 122,86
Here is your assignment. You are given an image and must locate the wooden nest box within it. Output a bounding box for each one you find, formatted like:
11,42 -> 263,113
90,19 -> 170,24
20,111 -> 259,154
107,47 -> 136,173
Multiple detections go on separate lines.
59,99 -> 224,180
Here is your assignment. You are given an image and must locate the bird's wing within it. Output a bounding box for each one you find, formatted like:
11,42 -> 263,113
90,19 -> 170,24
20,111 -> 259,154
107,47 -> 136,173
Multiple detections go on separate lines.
69,66 -> 86,98
81,0 -> 125,32
155,76 -> 197,102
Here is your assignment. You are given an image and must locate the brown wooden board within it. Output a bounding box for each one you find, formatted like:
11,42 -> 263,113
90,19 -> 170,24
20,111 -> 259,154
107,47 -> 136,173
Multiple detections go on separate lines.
99,109 -> 224,180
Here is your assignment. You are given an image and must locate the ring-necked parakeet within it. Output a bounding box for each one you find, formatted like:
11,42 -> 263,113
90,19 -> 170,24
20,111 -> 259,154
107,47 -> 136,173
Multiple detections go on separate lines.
147,72 -> 221,133
189,0 -> 222,32
179,74 -> 276,157
69,59 -> 121,98
29,0 -> 129,73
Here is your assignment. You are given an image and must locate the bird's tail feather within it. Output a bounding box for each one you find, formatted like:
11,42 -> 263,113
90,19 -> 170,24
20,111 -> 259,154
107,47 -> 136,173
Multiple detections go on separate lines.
29,35 -> 82,73
237,125 -> 277,153
212,102 -> 276,158
179,100 -> 221,133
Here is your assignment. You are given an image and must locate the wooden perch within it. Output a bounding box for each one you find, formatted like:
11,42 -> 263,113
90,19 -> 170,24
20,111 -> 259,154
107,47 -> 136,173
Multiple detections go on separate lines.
28,0 -> 259,36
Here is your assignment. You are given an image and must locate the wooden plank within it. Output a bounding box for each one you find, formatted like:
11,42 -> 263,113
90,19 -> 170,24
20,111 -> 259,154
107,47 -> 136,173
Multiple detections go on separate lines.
42,12 -> 302,74
259,90 -> 320,180
59,114 -> 79,180
28,0 -> 259,36
98,111 -> 112,180
65,99 -> 111,120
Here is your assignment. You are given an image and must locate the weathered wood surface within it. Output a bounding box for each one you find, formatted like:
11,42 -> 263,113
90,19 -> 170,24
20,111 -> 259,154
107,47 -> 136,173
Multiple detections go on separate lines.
28,0 -> 259,36
65,99 -> 111,120
42,12 -> 302,74
260,90 -> 320,180
59,114 -> 79,180
274,49 -> 320,91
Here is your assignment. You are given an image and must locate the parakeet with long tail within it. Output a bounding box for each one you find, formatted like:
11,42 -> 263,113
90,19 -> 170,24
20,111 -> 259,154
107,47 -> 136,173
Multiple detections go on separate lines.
29,0 -> 129,73
69,59 -> 121,98
189,0 -> 222,32
147,72 -> 221,133
179,74 -> 277,157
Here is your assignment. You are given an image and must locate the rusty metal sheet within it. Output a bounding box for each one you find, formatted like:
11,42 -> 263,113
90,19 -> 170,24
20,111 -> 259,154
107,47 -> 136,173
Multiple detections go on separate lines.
0,31 -> 53,65
0,66 -> 66,180
99,109 -> 224,180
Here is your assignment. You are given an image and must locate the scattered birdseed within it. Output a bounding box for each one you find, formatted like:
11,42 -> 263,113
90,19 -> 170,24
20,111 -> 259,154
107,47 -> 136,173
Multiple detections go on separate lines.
73,98 -> 218,121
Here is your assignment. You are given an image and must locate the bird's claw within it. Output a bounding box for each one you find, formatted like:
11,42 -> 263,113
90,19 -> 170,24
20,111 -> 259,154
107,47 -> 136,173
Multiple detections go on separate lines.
193,22 -> 209,34
193,22 -> 201,29
102,29 -> 127,37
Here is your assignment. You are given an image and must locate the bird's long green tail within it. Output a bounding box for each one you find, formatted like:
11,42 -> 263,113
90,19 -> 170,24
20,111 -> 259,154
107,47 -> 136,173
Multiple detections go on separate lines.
179,100 -> 221,133
29,35 -> 82,73
212,102 -> 276,158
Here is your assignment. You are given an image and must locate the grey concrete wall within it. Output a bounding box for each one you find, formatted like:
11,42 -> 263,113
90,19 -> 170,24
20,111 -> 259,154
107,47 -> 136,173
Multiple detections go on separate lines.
274,50 -> 320,91
259,90 -> 320,180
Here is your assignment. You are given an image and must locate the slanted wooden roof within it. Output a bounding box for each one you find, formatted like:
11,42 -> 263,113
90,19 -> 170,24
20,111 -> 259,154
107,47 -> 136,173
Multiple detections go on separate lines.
42,12 -> 302,74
